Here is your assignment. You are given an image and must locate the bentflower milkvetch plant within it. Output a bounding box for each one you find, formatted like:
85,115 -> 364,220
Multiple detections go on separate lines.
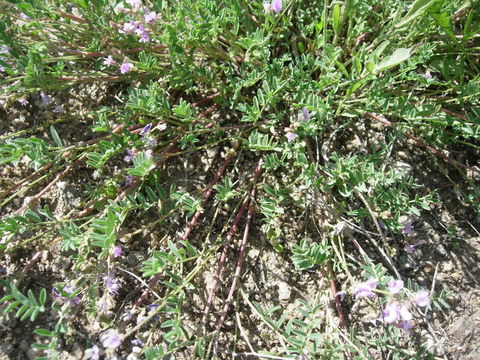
0,0 -> 470,358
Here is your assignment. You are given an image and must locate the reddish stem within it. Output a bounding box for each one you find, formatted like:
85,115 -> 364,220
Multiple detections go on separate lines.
201,196 -> 250,325
20,251 -> 44,276
203,158 -> 264,327
214,184 -> 256,336
328,262 -> 348,329
134,143 -> 238,308
181,145 -> 239,241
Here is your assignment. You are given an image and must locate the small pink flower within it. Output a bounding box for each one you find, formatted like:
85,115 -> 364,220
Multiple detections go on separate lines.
405,244 -> 417,253
40,91 -> 52,104
387,279 -> 404,294
354,278 -> 377,299
120,21 -> 137,34
140,123 -> 152,136
144,11 -> 157,24
402,222 -> 414,235
18,98 -> 28,106
382,302 -> 412,323
84,345 -> 100,360
120,62 -> 133,74
103,55 -> 116,66
101,329 -> 122,349
124,175 -> 134,187
104,274 -> 120,295
20,12 -> 31,21
271,0 -> 283,13
422,70 -> 432,79
382,303 -> 399,323
113,246 -> 123,258
136,25 -> 150,43
412,290 -> 429,307
124,149 -> 134,163
301,107 -> 311,121
398,320 -> 414,333
285,132 -> 298,142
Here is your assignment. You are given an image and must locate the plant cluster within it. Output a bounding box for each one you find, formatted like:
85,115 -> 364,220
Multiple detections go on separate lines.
0,0 -> 479,359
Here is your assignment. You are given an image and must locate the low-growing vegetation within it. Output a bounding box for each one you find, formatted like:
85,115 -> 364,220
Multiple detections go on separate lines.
1,0 -> 479,359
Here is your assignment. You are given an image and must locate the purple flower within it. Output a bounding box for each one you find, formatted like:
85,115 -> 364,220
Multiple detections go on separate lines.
422,70 -> 432,79
124,175 -> 134,187
120,21 -> 137,35
113,246 -> 123,258
140,123 -> 152,136
121,309 -> 133,321
271,0 -> 283,13
387,279 -> 404,294
103,55 -> 116,66
382,302 -> 399,323
147,303 -> 160,321
104,274 -> 120,295
53,284 -> 80,306
147,303 -> 160,312
301,107 -> 311,121
101,329 -> 122,349
139,30 -> 150,43
97,299 -> 109,312
285,132 -> 298,142
20,12 -> 31,21
131,338 -> 144,346
398,320 -> 414,333
0,45 -> 9,55
382,302 -> 412,323
405,243 -> 417,253
354,278 -> 377,299
412,290 -> 429,307
120,62 -> 133,74
124,149 -> 134,163
136,25 -> 150,43
144,11 -> 157,24
402,222 -> 414,235
40,91 -> 52,104
18,98 -> 28,106
0,65 -> 4,72
84,345 -> 100,360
